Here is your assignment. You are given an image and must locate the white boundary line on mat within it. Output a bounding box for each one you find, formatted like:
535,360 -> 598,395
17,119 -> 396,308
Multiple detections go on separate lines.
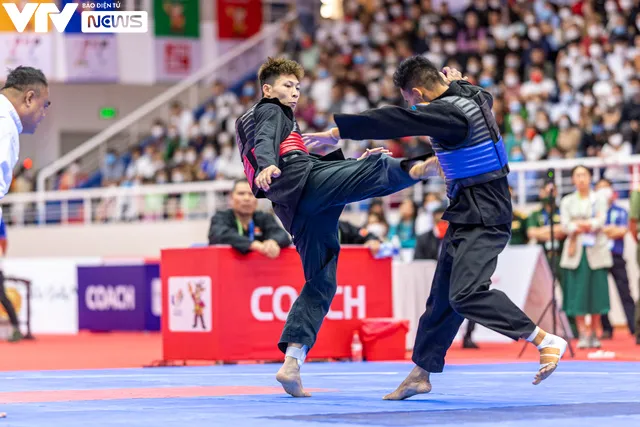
1,371 -> 640,380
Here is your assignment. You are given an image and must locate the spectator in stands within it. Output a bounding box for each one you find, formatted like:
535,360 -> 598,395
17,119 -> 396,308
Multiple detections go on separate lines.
596,178 -> 635,339
101,149 -> 124,186
0,218 -> 21,342
560,166 -> 612,349
338,220 -> 384,257
414,204 -> 447,261
509,186 -> 529,245
364,211 -> 389,241
208,179 -> 291,258
387,198 -> 418,249
628,189 -> 640,346
526,180 -> 572,335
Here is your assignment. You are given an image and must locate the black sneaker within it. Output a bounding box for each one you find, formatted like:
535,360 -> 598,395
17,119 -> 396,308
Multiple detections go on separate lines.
8,329 -> 22,343
463,337 -> 479,349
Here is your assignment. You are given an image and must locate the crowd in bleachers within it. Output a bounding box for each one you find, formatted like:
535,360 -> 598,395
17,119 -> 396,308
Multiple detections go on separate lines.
36,0 -> 635,196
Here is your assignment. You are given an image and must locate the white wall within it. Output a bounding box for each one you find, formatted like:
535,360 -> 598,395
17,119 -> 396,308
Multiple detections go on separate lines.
6,219 -> 210,258
4,219 -> 639,328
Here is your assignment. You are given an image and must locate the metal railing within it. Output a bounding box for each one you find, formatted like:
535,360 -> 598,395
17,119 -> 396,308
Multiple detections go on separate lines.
35,10 -> 298,192
9,155 -> 640,227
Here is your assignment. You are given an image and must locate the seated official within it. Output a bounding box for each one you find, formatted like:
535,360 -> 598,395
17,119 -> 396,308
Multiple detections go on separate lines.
208,179 -> 291,259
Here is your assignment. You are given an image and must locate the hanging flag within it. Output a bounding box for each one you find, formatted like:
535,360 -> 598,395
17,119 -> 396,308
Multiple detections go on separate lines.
62,0 -> 119,82
153,0 -> 201,82
216,0 -> 262,39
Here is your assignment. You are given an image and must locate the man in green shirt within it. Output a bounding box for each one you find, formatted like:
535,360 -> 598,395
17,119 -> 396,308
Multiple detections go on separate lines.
526,181 -> 575,337
509,186 -> 529,245
627,190 -> 640,345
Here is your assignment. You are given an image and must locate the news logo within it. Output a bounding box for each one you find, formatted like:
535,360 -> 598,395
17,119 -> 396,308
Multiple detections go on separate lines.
2,2 -> 148,33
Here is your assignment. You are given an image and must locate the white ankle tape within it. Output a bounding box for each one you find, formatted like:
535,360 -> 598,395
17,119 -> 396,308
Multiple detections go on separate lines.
286,346 -> 308,367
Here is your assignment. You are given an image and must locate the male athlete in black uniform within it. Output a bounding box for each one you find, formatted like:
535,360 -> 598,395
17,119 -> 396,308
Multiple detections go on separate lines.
235,57 -> 434,397
305,57 -> 568,399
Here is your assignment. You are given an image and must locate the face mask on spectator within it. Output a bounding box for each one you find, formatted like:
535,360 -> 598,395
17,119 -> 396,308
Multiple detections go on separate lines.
560,92 -> 573,103
612,25 -> 626,36
367,223 -> 387,239
313,115 -> 327,128
151,126 -> 163,139
242,85 -> 255,97
430,42 -> 442,54
506,57 -> 519,67
174,152 -> 184,163
167,128 -> 178,139
528,28 -> 541,41
588,26 -> 600,39
621,0 -> 633,10
444,42 -> 457,55
505,74 -> 519,87
559,8 -> 571,19
467,63 -> 480,74
353,54 -> 366,65
524,15 -> 535,25
440,23 -> 455,36
507,38 -> 520,51
390,4 -> 402,17
202,147 -> 215,160
609,134 -> 623,147
510,101 -> 522,113
221,145 -> 233,158
566,29 -> 580,41
537,120 -> 549,131
479,76 -> 494,87
375,11 -> 387,23
105,153 -> 116,166
583,95 -> 595,107
598,71 -> 611,81
345,92 -> 357,102
172,172 -> 184,183
156,175 -> 167,184
597,187 -> 614,204
511,152 -> 524,161
426,200 -> 441,212
589,44 -> 603,58
559,118 -> 570,130
369,51 -> 382,63
482,55 -> 497,68
605,1 -> 618,13
512,120 -> 524,134
425,24 -> 438,36
185,151 -> 197,164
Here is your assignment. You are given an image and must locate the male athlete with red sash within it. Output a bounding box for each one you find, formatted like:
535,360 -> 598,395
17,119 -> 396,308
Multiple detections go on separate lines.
235,57 -> 433,397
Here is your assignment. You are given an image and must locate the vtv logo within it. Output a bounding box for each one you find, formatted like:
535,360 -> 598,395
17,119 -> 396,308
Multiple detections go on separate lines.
2,3 -> 78,33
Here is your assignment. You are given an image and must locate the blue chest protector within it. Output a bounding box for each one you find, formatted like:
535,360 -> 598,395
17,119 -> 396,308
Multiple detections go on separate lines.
414,92 -> 509,198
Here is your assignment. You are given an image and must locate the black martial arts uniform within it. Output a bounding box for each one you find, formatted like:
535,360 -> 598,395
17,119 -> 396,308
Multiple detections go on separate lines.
334,80 -> 537,373
235,97 -> 425,354
207,209 -> 292,254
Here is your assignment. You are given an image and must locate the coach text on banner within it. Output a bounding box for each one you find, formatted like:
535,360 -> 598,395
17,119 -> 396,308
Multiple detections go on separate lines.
161,246 -> 393,362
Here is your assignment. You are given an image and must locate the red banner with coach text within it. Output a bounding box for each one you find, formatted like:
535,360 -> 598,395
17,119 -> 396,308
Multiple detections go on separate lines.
161,246 -> 392,362
217,0 -> 262,39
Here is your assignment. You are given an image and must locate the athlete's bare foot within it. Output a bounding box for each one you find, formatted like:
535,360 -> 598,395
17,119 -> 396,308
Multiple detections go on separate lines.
276,356 -> 311,397
530,329 -> 567,385
383,365 -> 432,400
